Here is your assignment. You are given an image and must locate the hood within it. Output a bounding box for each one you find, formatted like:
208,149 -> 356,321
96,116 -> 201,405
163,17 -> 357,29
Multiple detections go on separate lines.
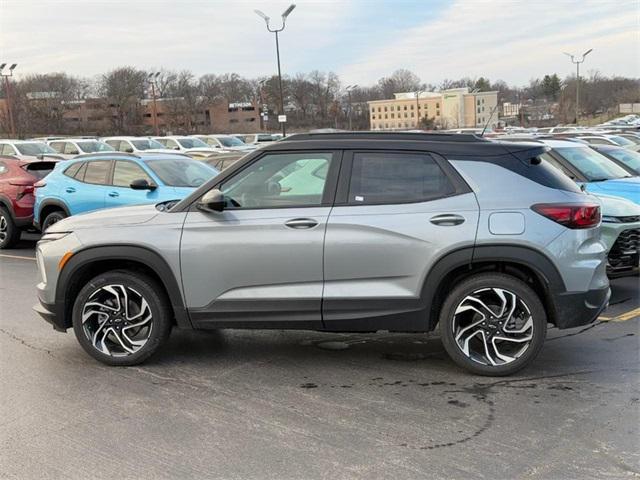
48,204 -> 160,232
593,193 -> 640,217
585,177 -> 640,205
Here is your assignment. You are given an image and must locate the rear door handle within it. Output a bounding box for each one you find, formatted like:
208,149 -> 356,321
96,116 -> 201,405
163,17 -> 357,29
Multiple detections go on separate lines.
430,214 -> 465,226
65,187 -> 76,193
108,191 -> 119,198
285,218 -> 318,229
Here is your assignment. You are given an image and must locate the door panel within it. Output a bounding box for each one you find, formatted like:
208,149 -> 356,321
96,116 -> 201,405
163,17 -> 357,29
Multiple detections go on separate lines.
181,207 -> 330,327
322,150 -> 478,331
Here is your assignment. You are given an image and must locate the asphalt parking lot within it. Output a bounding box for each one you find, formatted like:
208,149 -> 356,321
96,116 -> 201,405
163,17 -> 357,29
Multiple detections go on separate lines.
1,236 -> 639,480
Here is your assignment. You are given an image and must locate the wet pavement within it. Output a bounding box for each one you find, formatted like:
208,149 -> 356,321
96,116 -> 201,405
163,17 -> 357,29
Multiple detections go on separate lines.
1,237 -> 639,479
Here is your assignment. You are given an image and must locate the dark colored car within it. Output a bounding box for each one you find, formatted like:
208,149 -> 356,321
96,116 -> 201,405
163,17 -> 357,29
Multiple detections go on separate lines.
0,157 -> 58,248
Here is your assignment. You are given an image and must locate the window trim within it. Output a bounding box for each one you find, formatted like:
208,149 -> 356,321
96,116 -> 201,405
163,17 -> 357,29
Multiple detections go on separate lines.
334,150 -> 472,206
191,149 -> 343,211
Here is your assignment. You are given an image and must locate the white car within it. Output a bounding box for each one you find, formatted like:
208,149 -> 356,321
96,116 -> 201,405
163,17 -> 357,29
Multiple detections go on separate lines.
152,136 -> 218,159
573,134 -> 640,152
0,140 -> 63,160
102,137 -> 176,154
235,133 -> 277,146
47,138 -> 114,159
193,134 -> 256,153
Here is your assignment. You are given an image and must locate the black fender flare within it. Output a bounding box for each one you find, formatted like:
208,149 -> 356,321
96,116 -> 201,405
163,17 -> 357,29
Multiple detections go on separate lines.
39,199 -> 71,218
55,245 -> 191,329
420,244 -> 566,329
0,194 -> 13,217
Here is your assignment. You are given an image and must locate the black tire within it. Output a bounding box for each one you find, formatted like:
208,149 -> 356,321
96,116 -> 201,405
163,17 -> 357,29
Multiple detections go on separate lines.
42,210 -> 67,232
439,273 -> 547,376
72,270 -> 172,366
0,206 -> 20,249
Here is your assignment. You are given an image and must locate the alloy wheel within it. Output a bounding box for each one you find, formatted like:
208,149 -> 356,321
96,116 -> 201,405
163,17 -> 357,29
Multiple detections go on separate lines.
0,214 -> 7,242
81,284 -> 153,357
452,287 -> 534,366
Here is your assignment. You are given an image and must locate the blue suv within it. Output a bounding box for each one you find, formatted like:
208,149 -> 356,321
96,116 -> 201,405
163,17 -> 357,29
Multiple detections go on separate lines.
34,152 -> 218,231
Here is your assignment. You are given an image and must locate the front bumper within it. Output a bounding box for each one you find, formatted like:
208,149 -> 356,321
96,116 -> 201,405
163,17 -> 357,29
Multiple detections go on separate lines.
551,285 -> 611,329
33,300 -> 66,332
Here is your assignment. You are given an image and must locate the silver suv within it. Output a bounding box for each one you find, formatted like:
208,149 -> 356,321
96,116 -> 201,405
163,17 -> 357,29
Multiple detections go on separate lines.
34,133 -> 610,375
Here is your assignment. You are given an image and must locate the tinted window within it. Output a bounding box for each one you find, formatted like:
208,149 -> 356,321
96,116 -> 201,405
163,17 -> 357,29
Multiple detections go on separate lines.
113,161 -> 152,187
348,152 -> 454,204
64,162 -> 83,178
24,162 -> 56,179
220,152 -> 333,208
83,160 -> 111,184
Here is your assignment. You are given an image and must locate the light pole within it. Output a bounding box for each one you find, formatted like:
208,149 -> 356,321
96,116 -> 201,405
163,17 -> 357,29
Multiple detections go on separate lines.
147,72 -> 160,136
415,90 -> 423,128
564,49 -> 592,125
0,63 -> 17,138
345,84 -> 357,130
255,4 -> 295,137
258,79 -> 267,131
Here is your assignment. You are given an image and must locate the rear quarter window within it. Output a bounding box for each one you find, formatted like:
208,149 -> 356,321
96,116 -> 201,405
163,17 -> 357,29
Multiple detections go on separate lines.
24,162 -> 56,179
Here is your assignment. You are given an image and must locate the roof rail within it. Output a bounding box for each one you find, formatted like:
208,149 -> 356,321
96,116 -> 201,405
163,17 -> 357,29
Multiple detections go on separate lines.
73,152 -> 141,159
283,131 -> 488,143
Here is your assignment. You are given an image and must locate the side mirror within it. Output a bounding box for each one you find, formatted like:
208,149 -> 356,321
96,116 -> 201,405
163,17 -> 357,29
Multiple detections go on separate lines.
173,145 -> 180,150
130,178 -> 157,190
197,189 -> 225,213
124,147 -> 134,153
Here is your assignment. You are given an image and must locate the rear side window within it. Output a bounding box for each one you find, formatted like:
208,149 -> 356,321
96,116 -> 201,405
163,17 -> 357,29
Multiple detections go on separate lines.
83,160 -> 111,185
348,152 -> 455,204
64,162 -> 83,179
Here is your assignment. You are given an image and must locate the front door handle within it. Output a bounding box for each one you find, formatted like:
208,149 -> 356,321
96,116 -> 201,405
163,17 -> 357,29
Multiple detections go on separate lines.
108,191 -> 119,198
65,187 -> 76,193
430,214 -> 465,226
285,218 -> 318,229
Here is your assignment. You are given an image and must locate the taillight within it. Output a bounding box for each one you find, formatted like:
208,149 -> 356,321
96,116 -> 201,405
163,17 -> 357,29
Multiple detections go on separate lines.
531,203 -> 600,229
9,180 -> 36,200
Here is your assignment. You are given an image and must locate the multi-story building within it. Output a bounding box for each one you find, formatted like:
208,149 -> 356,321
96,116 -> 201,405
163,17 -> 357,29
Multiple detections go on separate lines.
368,88 -> 498,130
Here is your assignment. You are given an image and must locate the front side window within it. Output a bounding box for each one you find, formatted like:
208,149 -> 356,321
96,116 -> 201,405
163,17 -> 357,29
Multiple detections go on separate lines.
348,152 -> 455,205
112,161 -> 152,187
220,152 -> 333,209
83,160 -> 111,184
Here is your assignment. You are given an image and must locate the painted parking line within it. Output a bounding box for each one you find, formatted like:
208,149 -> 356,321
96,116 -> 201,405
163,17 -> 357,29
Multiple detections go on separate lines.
599,307 -> 640,322
0,253 -> 36,261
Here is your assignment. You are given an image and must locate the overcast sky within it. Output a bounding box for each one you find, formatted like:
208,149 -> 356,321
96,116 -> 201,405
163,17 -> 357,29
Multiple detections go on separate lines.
1,0 -> 637,87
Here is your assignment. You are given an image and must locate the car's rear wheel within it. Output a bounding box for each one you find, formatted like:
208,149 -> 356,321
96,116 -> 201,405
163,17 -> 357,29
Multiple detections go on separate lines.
439,273 -> 547,376
72,270 -> 172,366
0,207 -> 20,249
42,210 -> 67,232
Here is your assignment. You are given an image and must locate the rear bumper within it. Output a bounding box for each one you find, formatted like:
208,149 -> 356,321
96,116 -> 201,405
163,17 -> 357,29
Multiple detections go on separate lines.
33,300 -> 66,332
551,285 -> 611,329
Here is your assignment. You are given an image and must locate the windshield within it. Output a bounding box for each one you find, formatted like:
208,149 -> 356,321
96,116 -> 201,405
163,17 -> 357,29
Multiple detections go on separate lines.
131,139 -> 166,150
608,136 -> 635,147
620,135 -> 640,145
556,147 -> 632,181
77,141 -> 114,153
177,138 -> 209,149
606,148 -> 640,173
146,158 -> 219,187
15,142 -> 57,155
217,136 -> 246,147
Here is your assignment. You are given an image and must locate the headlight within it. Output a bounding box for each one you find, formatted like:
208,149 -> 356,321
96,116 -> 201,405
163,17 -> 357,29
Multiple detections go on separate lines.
39,232 -> 72,243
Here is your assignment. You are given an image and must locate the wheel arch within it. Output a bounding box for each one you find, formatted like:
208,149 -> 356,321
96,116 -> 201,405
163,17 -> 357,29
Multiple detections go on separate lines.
423,244 -> 565,330
38,199 -> 70,226
55,245 -> 191,330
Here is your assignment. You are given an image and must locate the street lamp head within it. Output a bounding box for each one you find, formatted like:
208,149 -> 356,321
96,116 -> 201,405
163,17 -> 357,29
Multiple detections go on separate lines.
9,64 -> 17,71
254,9 -> 270,25
583,48 -> 593,57
154,72 -> 161,78
282,4 -> 296,20
0,63 -> 6,72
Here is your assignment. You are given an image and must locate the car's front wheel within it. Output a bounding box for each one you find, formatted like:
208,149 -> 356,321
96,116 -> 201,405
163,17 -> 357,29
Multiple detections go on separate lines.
72,270 -> 172,366
439,273 -> 547,376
